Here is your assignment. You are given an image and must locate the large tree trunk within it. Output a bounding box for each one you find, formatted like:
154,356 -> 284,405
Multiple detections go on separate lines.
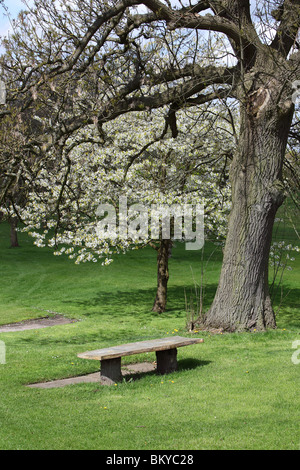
152,239 -> 172,313
203,97 -> 294,331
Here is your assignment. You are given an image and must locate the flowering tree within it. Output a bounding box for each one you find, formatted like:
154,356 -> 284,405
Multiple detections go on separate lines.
13,107 -> 233,312
1,0 -> 299,330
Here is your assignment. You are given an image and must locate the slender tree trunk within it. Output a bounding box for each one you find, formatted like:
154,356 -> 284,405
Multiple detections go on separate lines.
203,99 -> 294,331
9,217 -> 19,248
152,239 -> 172,313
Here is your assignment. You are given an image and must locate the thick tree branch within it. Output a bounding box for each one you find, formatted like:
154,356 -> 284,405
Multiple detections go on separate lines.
271,0 -> 300,57
142,0 -> 257,51
150,63 -> 237,87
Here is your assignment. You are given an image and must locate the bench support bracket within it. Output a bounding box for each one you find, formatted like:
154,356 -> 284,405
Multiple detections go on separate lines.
156,348 -> 178,374
101,357 -> 122,383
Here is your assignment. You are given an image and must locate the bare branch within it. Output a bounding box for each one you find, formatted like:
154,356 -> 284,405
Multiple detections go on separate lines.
142,0 -> 259,51
271,0 -> 300,57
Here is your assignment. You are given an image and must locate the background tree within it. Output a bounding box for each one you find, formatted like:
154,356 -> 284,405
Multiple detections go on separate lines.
11,107 -> 233,312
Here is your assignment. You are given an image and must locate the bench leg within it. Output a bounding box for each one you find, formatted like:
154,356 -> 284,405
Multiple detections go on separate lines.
101,357 -> 122,382
156,348 -> 178,375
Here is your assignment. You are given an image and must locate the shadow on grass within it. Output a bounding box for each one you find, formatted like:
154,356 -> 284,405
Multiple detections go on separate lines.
60,281 -> 299,331
14,281 -> 299,355
120,358 -> 211,384
178,358 -> 210,371
16,280 -> 299,354
62,284 -> 219,317
272,286 -> 300,329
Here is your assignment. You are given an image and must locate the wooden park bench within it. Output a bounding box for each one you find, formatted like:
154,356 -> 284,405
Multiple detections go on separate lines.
78,336 -> 204,383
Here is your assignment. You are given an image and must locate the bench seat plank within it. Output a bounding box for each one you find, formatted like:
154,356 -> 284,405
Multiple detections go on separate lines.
77,336 -> 203,361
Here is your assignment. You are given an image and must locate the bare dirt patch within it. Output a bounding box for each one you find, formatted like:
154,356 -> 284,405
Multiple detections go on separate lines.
0,315 -> 77,333
26,362 -> 156,388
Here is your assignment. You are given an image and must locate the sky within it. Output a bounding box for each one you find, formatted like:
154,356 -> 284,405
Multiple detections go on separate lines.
0,0 -> 33,39
0,1 -> 277,55
0,0 -> 182,39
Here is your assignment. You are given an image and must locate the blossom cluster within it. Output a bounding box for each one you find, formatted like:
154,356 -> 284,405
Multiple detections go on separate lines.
2,106 -> 234,264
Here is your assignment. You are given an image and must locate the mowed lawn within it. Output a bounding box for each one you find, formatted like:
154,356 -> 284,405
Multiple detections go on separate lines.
0,214 -> 299,450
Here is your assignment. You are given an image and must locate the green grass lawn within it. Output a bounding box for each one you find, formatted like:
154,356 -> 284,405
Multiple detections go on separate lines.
0,212 -> 299,450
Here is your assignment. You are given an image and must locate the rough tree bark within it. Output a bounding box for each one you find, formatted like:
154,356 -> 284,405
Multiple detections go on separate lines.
202,68 -> 295,331
152,239 -> 172,313
9,216 -> 19,248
